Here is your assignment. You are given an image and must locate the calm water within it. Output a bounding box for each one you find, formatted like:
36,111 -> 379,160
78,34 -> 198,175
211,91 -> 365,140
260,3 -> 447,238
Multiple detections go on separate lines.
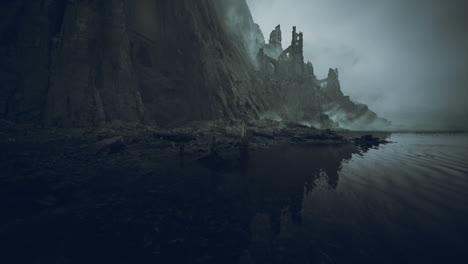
2,133 -> 468,263
213,133 -> 468,264
279,133 -> 468,263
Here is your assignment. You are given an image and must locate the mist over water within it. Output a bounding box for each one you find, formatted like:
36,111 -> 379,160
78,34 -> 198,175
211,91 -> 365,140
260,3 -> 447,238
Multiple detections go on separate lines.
247,0 -> 468,131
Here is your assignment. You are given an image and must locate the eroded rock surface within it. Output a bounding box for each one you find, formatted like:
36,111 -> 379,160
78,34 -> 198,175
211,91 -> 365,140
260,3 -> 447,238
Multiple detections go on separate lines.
0,0 -> 270,127
1,0 -> 390,131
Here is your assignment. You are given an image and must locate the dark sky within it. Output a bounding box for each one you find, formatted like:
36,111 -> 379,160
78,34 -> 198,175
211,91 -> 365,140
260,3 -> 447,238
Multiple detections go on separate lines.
247,0 -> 468,130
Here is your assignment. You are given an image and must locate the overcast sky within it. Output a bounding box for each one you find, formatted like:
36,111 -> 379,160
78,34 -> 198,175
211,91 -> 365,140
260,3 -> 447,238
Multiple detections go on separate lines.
247,0 -> 468,130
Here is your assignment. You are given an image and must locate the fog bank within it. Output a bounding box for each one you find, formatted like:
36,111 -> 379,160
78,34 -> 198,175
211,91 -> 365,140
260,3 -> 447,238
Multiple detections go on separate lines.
247,0 -> 468,131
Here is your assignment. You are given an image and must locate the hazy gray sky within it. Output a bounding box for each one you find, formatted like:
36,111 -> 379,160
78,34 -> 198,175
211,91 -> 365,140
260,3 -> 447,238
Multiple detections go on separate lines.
247,0 -> 468,130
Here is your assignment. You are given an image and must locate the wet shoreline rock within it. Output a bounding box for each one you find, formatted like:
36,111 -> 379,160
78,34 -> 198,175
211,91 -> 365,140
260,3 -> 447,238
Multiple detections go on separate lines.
0,119 -> 390,161
354,134 -> 390,146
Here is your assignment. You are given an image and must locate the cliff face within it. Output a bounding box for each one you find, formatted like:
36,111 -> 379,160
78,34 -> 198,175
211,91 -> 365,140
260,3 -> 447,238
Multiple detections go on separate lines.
0,0 -> 269,127
1,0 -> 142,126
0,0 -> 389,130
220,0 -> 265,62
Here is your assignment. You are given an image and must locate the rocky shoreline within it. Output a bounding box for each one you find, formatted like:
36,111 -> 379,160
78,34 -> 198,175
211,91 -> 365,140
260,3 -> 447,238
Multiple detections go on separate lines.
0,119 -> 390,263
0,119 -> 390,187
0,119 -> 389,161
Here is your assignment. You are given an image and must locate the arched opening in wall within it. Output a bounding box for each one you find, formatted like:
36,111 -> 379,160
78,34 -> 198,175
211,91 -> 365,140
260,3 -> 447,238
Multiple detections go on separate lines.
279,51 -> 290,61
267,62 -> 276,75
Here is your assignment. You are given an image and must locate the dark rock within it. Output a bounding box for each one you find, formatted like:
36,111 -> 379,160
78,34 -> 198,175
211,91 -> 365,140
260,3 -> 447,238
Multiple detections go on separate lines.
285,122 -> 310,129
354,135 -> 388,148
153,131 -> 195,143
96,136 -> 126,154
251,129 -> 275,139
0,0 -> 267,127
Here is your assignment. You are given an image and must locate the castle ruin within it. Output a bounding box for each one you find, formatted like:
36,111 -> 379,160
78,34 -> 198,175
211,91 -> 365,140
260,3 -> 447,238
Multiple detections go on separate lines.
258,26 -> 309,76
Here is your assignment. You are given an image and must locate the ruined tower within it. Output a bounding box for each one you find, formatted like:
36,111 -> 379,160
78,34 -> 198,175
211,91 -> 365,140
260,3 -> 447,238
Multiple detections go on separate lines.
321,68 -> 345,99
328,68 -> 339,80
277,26 -> 305,74
269,25 -> 282,50
290,26 -> 305,73
263,25 -> 284,59
259,26 -> 307,75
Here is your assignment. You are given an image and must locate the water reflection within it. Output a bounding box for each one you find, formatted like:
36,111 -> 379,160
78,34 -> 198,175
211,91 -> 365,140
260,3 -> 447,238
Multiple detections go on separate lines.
4,133 -> 468,264
195,133 -> 468,264
197,140 -> 381,263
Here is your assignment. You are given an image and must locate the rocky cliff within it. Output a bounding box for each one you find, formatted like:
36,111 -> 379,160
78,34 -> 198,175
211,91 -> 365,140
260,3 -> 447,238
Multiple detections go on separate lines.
0,0 -> 389,130
0,0 -> 272,127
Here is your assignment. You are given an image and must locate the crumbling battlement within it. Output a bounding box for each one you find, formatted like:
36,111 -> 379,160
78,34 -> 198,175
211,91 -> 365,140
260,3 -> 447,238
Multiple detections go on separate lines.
254,25 -> 390,130
263,25 -> 283,60
269,25 -> 282,50
258,26 -> 309,76
318,68 -> 345,99
328,68 -> 339,79
278,26 -> 305,74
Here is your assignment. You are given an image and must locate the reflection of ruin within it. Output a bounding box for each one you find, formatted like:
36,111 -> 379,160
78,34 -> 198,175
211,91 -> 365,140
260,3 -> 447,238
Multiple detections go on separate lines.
212,143 -> 366,263
206,142 -> 366,236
